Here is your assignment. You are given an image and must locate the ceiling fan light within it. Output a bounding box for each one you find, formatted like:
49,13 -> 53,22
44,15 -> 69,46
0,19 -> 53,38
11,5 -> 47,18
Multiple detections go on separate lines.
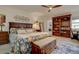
49,7 -> 52,10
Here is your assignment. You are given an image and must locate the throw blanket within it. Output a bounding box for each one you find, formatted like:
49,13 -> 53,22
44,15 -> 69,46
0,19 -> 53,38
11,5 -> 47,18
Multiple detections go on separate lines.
11,38 -> 32,54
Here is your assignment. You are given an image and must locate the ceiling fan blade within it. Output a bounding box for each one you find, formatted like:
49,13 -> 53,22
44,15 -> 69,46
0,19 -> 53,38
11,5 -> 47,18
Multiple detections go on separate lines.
53,5 -> 62,8
41,5 -> 62,12
41,5 -> 49,8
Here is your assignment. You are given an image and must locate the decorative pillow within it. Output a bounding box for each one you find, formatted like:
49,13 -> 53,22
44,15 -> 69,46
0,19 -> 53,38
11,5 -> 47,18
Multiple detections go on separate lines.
10,28 -> 17,34
26,29 -> 34,33
17,29 -> 27,34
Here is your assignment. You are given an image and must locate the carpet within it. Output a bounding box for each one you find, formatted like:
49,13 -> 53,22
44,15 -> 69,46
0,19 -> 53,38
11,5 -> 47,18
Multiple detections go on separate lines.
52,40 -> 79,54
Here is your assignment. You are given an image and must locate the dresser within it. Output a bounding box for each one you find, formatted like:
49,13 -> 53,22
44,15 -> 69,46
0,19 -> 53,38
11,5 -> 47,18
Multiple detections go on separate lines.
0,31 -> 9,45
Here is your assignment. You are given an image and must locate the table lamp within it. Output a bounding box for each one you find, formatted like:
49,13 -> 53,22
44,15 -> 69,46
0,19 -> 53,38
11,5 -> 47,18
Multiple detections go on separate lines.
0,15 -> 5,31
32,21 -> 40,32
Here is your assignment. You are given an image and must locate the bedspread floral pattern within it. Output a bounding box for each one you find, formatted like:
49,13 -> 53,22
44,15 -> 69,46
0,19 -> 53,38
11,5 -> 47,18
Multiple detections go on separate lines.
11,38 -> 32,54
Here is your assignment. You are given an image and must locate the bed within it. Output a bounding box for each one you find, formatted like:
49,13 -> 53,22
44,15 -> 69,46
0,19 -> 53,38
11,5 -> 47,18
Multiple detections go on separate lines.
9,22 -> 57,54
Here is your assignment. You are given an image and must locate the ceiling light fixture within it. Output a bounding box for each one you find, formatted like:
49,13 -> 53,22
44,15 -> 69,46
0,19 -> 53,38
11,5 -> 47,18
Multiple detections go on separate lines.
42,5 -> 62,12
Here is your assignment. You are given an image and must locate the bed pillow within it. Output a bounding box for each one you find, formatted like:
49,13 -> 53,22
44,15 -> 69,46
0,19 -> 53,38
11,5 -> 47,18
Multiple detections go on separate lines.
26,29 -> 34,33
17,29 -> 27,34
10,28 -> 17,34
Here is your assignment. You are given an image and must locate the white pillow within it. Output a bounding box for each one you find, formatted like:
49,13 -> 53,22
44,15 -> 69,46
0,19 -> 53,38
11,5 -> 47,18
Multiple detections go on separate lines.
10,28 -> 17,34
26,29 -> 34,33
17,29 -> 27,34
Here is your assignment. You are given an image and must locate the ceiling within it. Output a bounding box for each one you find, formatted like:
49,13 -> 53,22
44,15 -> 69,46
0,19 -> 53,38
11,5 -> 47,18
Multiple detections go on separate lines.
0,5 -> 79,19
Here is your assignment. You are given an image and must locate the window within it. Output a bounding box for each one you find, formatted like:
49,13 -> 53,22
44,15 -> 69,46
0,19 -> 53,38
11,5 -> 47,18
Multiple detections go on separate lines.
72,19 -> 79,29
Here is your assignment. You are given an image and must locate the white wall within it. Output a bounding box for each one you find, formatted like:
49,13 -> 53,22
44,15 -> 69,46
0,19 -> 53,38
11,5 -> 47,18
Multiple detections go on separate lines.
0,6 -> 43,32
0,6 -> 30,31
1,5 -> 79,33
40,15 -> 53,32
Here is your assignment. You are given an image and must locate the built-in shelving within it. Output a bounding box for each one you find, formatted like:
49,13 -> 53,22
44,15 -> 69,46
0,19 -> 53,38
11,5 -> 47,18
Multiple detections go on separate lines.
52,14 -> 71,38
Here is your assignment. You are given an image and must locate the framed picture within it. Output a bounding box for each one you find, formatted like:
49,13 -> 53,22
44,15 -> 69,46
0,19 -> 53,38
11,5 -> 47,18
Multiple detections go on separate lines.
0,14 -> 6,24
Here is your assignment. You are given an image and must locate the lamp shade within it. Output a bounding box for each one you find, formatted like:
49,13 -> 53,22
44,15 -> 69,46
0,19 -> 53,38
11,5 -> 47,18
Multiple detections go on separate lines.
0,15 -> 5,24
32,22 -> 40,30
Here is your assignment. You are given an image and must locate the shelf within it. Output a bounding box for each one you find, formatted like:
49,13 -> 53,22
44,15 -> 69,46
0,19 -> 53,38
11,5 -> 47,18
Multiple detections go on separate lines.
52,14 -> 71,37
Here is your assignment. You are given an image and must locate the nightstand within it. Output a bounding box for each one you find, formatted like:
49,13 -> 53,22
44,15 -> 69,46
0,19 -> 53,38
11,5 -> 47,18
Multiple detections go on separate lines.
0,31 -> 9,45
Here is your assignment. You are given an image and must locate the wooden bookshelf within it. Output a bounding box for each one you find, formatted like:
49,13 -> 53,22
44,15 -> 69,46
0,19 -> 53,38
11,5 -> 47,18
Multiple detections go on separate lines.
52,14 -> 71,38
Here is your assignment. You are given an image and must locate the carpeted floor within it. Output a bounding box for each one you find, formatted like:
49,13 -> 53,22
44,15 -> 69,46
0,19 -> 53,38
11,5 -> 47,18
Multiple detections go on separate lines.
52,40 -> 79,54
0,36 -> 79,54
0,44 -> 11,54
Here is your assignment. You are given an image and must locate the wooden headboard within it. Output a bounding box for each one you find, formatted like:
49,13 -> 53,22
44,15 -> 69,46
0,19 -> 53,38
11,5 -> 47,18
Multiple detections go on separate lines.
9,22 -> 32,32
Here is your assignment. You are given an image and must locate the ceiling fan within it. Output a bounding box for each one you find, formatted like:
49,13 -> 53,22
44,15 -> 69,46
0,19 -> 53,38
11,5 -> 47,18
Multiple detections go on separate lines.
42,5 -> 62,12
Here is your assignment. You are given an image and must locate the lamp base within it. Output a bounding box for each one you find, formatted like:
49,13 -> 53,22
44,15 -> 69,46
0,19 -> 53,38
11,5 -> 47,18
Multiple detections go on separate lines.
0,24 -> 5,31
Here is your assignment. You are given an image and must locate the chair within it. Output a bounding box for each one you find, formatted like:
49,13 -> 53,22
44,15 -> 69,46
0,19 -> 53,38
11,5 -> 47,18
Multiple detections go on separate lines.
71,31 -> 78,39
